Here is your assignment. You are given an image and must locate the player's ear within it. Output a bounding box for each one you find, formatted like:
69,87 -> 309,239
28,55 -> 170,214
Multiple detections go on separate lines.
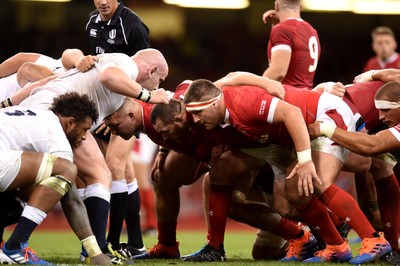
212,101 -> 219,109
148,65 -> 157,77
62,117 -> 76,132
174,114 -> 183,123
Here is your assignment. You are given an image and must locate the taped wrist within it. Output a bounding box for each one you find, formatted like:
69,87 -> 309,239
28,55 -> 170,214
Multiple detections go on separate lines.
319,122 -> 336,138
81,235 -> 102,258
137,87 -> 152,102
0,98 -> 13,108
297,149 -> 312,164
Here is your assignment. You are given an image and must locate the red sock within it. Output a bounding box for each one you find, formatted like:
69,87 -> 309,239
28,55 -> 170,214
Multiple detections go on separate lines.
297,196 -> 343,245
207,185 -> 232,250
157,222 -> 177,246
272,217 -> 302,240
140,188 -> 157,229
327,209 -> 343,228
375,175 -> 400,252
320,184 -> 375,239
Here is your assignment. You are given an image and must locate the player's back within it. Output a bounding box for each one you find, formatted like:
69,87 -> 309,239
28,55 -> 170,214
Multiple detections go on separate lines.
269,19 -> 320,89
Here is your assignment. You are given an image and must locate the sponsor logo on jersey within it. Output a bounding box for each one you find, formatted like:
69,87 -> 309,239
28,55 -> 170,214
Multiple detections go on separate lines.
259,100 -> 266,115
96,47 -> 105,54
90,29 -> 97,37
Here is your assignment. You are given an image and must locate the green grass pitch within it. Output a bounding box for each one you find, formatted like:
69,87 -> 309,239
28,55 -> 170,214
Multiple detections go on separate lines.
3,229 -> 389,265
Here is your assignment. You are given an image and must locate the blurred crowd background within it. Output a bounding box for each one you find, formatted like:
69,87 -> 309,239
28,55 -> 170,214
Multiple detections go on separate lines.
1,0 -> 399,91
0,0 -> 398,230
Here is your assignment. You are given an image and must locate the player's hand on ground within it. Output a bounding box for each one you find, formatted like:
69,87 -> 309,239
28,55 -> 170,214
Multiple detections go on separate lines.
89,253 -> 112,265
353,70 -> 375,83
286,161 -> 322,196
149,88 -> 170,104
262,10 -> 280,25
308,121 -> 322,140
76,55 -> 98,72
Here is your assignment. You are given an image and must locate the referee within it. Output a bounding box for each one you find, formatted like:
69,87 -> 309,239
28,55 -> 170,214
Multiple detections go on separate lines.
83,0 -> 150,262
86,0 -> 150,56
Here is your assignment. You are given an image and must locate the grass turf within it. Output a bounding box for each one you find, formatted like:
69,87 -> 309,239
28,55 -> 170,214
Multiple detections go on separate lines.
2,229 -> 388,265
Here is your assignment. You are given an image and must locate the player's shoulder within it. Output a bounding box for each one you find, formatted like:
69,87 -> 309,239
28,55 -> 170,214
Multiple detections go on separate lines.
87,9 -> 99,21
120,6 -> 143,22
99,52 -> 131,62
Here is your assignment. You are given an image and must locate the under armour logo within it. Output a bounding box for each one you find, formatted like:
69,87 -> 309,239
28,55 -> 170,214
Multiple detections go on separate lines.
209,211 -> 214,216
384,222 -> 392,228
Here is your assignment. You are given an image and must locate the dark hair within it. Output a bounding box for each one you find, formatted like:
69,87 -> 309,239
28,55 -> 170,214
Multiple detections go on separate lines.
50,92 -> 99,124
375,81 -> 400,102
183,79 -> 220,104
150,98 -> 182,125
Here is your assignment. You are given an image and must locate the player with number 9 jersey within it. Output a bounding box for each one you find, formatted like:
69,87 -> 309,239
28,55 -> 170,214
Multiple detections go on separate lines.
267,18 -> 320,89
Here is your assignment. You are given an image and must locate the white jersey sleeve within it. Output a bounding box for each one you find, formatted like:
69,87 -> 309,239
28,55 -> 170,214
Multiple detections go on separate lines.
35,55 -> 64,74
389,126 -> 400,142
96,53 -> 138,80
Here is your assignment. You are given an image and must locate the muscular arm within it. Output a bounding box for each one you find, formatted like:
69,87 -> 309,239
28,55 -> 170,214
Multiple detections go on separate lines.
17,62 -> 55,88
328,126 -> 400,156
8,75 -> 57,105
0,52 -> 42,78
273,100 -> 311,152
61,48 -> 97,72
214,71 -> 285,99
99,65 -> 143,98
372,69 -> 400,83
273,100 -> 321,195
262,49 -> 291,81
62,49 -> 85,70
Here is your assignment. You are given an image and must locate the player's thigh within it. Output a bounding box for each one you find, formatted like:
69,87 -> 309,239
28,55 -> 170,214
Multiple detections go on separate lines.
209,149 -> 260,186
153,151 -> 204,188
342,151 -> 371,173
73,133 -> 111,186
106,133 -> 135,163
1,150 -> 34,191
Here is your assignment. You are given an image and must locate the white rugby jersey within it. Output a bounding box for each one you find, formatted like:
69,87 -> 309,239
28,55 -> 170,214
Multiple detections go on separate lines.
21,53 -> 138,131
0,106 -> 73,162
0,55 -> 63,101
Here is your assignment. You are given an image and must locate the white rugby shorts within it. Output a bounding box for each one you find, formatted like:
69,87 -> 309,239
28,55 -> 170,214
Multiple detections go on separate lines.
0,150 -> 23,192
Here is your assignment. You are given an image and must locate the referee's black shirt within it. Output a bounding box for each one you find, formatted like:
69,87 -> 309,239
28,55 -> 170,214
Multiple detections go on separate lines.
86,1 -> 150,56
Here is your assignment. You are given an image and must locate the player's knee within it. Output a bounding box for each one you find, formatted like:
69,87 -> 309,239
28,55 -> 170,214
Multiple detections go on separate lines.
40,174 -> 73,196
32,155 -> 73,196
55,159 -> 78,182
